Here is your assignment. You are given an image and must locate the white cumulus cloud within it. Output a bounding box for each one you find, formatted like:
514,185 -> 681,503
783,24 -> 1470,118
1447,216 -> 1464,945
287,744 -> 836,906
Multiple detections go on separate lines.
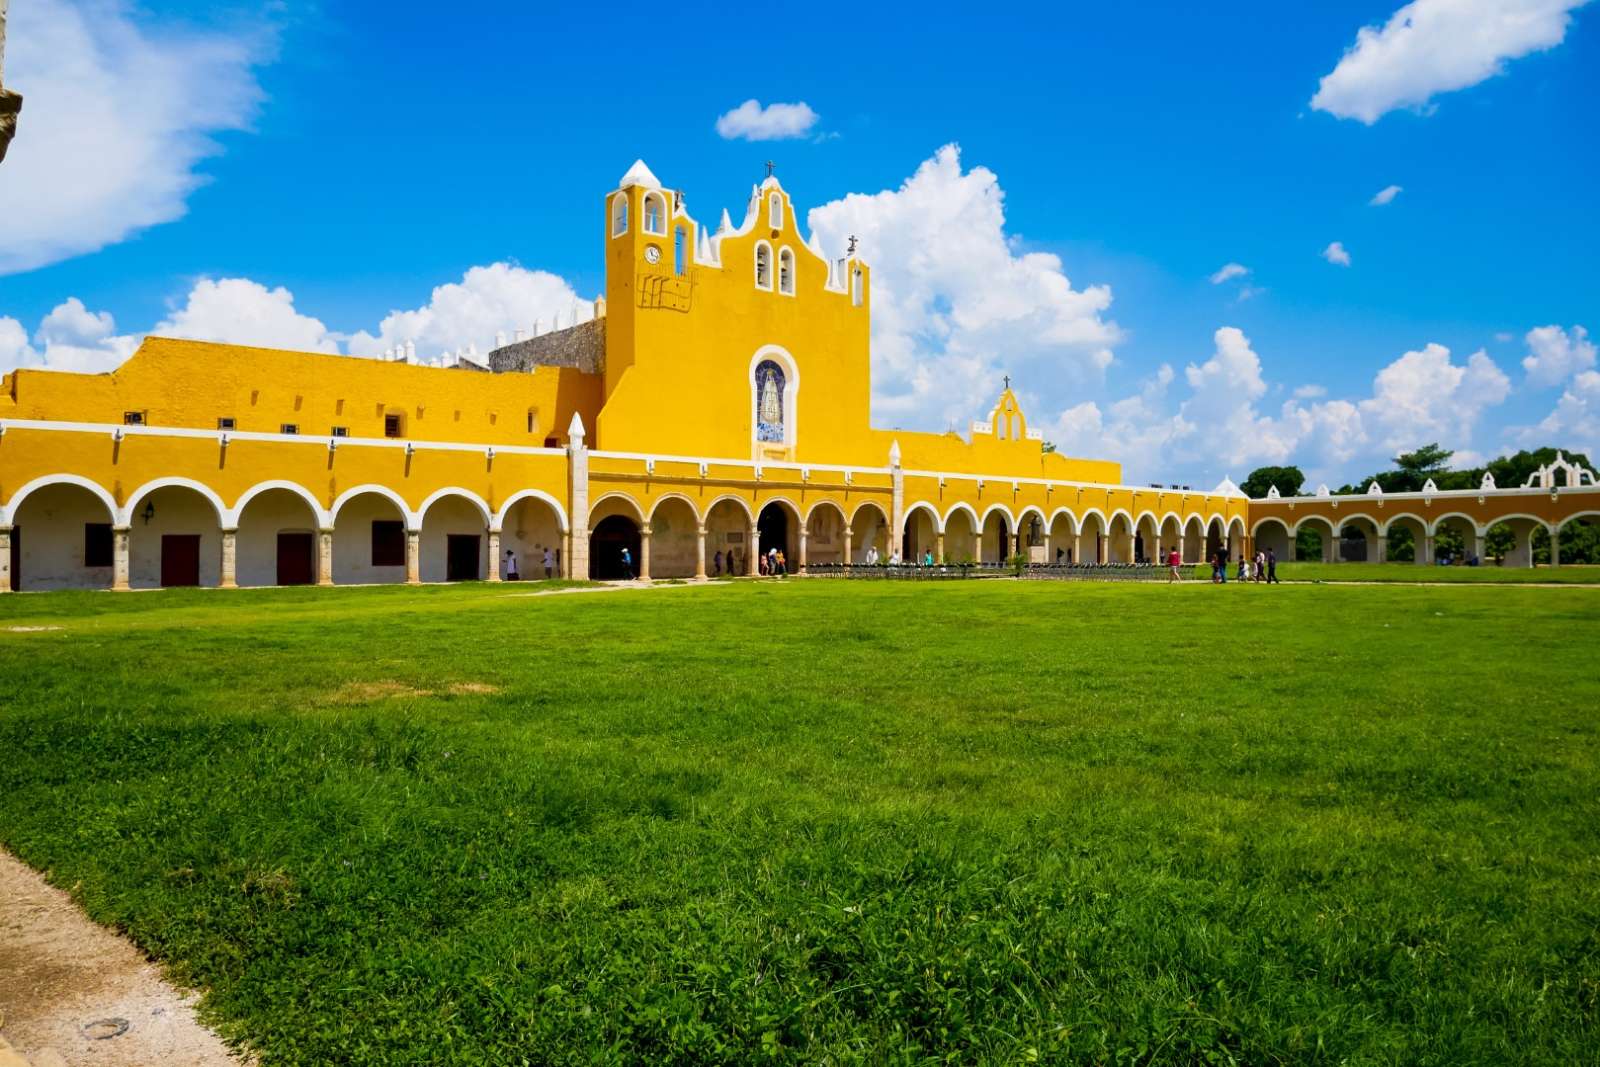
1311,0 -> 1592,124
0,0 -> 273,275
346,263 -> 593,359
1322,241 -> 1353,266
154,278 -> 340,354
1515,369 -> 1600,457
714,99 -> 820,141
1520,324 -> 1595,387
1370,184 -> 1404,205
807,144 -> 1121,430
1209,262 -> 1249,284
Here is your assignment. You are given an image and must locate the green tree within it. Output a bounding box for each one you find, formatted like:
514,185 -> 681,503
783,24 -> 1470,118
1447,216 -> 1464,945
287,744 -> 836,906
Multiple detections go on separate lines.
1241,465 -> 1305,499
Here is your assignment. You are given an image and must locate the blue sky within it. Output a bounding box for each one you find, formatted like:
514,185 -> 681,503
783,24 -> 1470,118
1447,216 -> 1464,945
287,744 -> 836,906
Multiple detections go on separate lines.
2,0 -> 1596,487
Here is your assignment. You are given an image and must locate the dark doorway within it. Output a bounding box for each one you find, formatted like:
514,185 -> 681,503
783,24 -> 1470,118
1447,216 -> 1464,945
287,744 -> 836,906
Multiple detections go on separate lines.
757,503 -> 789,571
9,526 -> 20,591
1134,533 -> 1144,563
446,534 -> 481,581
161,534 -> 201,587
992,516 -> 1011,562
277,532 -> 315,585
589,516 -> 640,580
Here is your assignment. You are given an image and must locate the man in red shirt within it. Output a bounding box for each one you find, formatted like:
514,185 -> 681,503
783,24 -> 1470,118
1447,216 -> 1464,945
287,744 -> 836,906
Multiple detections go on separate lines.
1168,547 -> 1182,583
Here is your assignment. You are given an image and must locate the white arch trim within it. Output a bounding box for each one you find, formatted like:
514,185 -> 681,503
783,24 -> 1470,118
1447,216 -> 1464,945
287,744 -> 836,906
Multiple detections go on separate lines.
587,491 -> 646,526
331,484 -> 417,530
1556,510 -> 1600,530
1427,511 -> 1486,537
418,486 -> 492,527
124,476 -> 230,527
1226,515 -> 1246,536
1158,510 -> 1184,532
755,496 -> 803,523
496,488 -> 571,534
979,502 -> 1015,530
1047,506 -> 1080,535
852,499 -> 894,529
1333,512 -> 1385,535
1078,506 -> 1109,532
1107,507 -> 1134,532
232,480 -> 331,528
1480,513 -> 1560,533
942,501 -> 979,534
1250,516 -> 1293,537
1,473 -> 120,527
1016,505 -> 1047,528
703,493 -> 755,524
803,498 -> 848,525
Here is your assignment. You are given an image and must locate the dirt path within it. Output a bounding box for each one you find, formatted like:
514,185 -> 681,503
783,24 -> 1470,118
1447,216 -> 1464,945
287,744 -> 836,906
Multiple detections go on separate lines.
0,850 -> 244,1066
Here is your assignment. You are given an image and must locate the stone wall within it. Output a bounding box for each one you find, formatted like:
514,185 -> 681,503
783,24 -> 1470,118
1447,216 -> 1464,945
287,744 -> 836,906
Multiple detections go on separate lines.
489,319 -> 605,376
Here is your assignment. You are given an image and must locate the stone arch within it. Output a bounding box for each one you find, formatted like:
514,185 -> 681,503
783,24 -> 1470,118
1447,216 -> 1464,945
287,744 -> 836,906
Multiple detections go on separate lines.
1,473 -> 119,528
1427,511 -> 1482,537
1047,507 -> 1079,563
1016,505 -> 1047,558
942,502 -> 978,563
1382,511 -> 1429,565
1079,508 -> 1109,564
855,500 -> 894,562
942,501 -> 979,536
498,491 -> 567,580
235,484 -> 324,587
755,497 -> 802,573
1252,517 -> 1292,561
125,482 -> 226,589
1106,509 -> 1135,564
1182,513 -> 1206,563
417,488 -> 493,583
646,494 -> 700,578
331,487 -> 411,585
704,495 -> 755,576
1292,514 -> 1337,562
804,499 -> 848,567
5,477 -> 120,591
979,503 -> 1014,564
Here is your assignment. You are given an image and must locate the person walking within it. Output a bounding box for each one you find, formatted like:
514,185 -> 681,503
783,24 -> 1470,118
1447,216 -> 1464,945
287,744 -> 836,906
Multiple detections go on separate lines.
923,548 -> 934,566
1266,548 -> 1279,584
1238,553 -> 1249,583
506,549 -> 520,581
1254,549 -> 1266,583
1168,546 -> 1181,583
713,549 -> 723,576
542,546 -> 554,579
619,545 -> 634,580
775,549 -> 787,577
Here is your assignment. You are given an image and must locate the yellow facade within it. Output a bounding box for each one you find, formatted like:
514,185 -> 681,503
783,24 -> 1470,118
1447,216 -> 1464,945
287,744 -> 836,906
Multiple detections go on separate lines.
4,158 -> 1592,591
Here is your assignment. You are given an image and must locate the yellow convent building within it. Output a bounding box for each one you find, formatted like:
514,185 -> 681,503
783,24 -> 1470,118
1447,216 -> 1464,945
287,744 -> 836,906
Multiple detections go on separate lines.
14,159 -> 1591,592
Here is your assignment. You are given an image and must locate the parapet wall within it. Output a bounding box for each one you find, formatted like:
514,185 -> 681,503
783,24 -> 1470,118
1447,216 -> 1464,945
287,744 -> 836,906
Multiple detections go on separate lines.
489,320 -> 605,377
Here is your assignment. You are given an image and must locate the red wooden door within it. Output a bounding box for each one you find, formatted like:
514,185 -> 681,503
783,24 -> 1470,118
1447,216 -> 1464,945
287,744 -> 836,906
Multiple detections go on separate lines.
276,532 -> 315,586
160,535 -> 201,587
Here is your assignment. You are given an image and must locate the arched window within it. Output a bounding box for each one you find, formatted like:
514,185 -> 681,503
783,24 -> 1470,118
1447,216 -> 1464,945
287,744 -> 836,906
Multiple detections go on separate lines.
778,248 -> 794,294
769,192 -> 782,229
611,194 -> 628,237
997,415 -> 1007,440
643,192 -> 665,235
851,268 -> 863,306
1011,415 -> 1020,439
755,360 -> 787,443
755,243 -> 772,290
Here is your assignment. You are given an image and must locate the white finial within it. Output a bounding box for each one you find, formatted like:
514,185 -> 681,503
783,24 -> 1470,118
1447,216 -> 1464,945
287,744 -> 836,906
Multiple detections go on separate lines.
1315,484 -> 1331,497
1481,471 -> 1496,489
888,440 -> 902,467
567,411 -> 586,443
404,340 -> 416,361
1422,477 -> 1438,494
514,328 -> 525,342
618,159 -> 661,189
1367,481 -> 1383,495
719,208 -> 733,234
1266,485 -> 1280,499
808,230 -> 826,258
495,331 -> 507,349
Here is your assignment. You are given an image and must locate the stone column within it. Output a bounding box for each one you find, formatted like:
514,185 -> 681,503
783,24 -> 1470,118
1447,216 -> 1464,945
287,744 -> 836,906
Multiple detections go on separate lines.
888,442 -> 904,565
1074,533 -> 1083,564
749,524 -> 761,573
1472,533 -> 1485,564
405,530 -> 421,584
112,526 -> 131,591
317,528 -> 335,586
1323,531 -> 1339,563
220,528 -> 238,588
561,530 -> 572,578
695,525 -> 707,579
936,531 -> 945,564
798,527 -> 808,573
1177,534 -> 1186,564
639,524 -> 651,580
1417,534 -> 1432,566
843,526 -> 853,565
1012,531 -> 1022,559
486,529 -> 502,582
0,526 -> 11,593
567,413 -> 590,582
1374,534 -> 1388,564
1550,526 -> 1561,567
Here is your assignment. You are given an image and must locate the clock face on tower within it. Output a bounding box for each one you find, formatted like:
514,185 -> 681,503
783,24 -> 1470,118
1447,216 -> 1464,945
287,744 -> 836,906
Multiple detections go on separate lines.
643,245 -> 660,264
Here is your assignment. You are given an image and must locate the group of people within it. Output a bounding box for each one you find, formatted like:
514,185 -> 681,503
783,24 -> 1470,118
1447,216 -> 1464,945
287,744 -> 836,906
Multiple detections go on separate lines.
501,547 -> 557,581
1164,547 -> 1280,584
708,547 -> 790,577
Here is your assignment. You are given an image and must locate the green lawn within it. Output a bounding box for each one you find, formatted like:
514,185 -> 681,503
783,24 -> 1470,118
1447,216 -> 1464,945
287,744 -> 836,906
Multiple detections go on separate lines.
1,580 -> 1597,1064
1275,561 -> 1600,583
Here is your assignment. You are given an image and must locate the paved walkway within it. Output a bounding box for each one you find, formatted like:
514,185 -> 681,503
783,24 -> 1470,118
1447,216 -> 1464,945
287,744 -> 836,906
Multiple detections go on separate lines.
0,850 -> 244,1066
